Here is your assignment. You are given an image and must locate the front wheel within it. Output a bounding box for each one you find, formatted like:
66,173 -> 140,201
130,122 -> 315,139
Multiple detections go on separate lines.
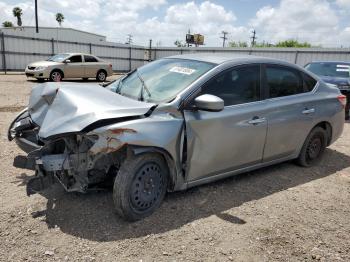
50,70 -> 63,82
113,153 -> 168,221
296,127 -> 327,167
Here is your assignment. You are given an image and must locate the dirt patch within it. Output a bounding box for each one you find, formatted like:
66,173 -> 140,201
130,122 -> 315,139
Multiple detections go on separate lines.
0,75 -> 349,261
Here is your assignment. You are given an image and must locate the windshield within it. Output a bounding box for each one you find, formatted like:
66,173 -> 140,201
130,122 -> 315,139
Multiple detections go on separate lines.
305,63 -> 350,78
110,58 -> 215,103
47,53 -> 70,62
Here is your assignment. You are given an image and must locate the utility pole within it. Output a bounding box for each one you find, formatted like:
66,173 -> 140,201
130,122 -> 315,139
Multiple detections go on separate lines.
35,0 -> 39,33
251,29 -> 257,47
220,31 -> 228,48
126,34 -> 133,45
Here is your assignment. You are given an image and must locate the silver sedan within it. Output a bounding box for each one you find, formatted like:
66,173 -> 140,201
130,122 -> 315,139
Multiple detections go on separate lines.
25,53 -> 113,82
9,54 -> 345,221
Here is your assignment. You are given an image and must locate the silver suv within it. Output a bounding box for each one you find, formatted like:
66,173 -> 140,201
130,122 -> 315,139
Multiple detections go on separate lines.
9,54 -> 345,221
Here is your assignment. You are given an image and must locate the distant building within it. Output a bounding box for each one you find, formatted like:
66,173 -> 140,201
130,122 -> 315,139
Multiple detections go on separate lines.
0,26 -> 106,43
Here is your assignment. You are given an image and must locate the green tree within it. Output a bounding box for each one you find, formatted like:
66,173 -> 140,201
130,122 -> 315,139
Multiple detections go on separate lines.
56,13 -> 65,26
275,40 -> 311,48
229,41 -> 248,47
12,7 -> 23,26
254,41 -> 274,47
174,40 -> 186,47
2,21 -> 14,27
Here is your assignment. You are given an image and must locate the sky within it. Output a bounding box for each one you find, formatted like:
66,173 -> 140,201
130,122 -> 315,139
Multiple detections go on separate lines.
1,0 -> 350,47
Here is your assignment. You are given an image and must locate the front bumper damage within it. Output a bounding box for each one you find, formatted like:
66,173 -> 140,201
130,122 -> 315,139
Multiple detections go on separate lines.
10,113 -> 127,195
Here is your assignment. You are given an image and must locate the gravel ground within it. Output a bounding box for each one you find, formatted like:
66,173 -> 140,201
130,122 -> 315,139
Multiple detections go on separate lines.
0,75 -> 349,262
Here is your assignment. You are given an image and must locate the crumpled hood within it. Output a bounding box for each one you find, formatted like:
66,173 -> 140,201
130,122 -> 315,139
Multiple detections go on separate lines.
28,82 -> 155,139
320,76 -> 350,86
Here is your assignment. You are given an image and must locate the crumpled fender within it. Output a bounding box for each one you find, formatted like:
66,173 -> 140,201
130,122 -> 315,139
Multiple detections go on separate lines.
87,111 -> 186,190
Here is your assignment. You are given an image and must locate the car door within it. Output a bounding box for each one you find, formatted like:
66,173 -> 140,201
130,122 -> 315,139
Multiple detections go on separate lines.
63,55 -> 84,78
83,55 -> 100,78
262,64 -> 317,162
183,64 -> 268,182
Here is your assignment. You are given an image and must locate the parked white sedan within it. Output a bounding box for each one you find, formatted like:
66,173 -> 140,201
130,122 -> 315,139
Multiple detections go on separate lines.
25,53 -> 113,82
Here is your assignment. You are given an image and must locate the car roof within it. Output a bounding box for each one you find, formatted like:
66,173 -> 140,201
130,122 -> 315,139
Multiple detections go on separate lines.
308,61 -> 350,65
60,53 -> 97,57
167,53 -> 291,66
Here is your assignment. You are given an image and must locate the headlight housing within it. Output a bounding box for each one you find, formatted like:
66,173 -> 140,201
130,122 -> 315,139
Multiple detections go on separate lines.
35,66 -> 47,71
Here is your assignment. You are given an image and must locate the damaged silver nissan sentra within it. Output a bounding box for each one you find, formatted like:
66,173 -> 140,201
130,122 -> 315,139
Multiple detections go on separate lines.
9,54 -> 345,221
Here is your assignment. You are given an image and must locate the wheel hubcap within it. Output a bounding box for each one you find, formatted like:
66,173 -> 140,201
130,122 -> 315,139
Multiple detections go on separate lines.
307,136 -> 322,160
98,72 -> 105,80
52,72 -> 61,81
130,162 -> 164,211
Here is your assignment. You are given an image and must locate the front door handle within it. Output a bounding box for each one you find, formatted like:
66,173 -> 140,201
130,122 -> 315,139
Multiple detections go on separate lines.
302,108 -> 315,115
248,117 -> 266,125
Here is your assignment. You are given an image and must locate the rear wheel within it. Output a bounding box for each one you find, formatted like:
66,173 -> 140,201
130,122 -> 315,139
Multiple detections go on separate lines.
50,70 -> 63,82
113,153 -> 168,221
96,70 -> 107,82
297,127 -> 327,167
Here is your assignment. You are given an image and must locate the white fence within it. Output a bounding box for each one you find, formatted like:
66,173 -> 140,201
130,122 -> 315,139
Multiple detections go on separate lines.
1,32 -> 350,72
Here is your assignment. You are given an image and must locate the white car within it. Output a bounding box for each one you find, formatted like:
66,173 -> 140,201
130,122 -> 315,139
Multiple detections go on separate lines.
25,53 -> 113,81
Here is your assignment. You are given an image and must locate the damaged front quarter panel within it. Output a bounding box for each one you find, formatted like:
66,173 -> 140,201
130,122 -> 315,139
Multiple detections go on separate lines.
88,128 -> 137,155
85,109 -> 186,190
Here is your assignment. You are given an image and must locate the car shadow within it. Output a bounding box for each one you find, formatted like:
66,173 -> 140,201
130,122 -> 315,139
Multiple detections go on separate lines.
17,148 -> 350,242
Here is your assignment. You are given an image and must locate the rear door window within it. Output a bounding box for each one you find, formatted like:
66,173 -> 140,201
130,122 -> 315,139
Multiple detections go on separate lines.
84,55 -> 98,62
265,66 -> 304,98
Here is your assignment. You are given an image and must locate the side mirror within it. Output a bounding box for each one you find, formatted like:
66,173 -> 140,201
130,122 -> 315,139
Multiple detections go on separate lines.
194,94 -> 224,112
64,59 -> 71,63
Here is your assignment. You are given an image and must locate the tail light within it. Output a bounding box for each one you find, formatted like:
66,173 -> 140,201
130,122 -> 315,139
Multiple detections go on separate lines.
337,94 -> 347,108
109,64 -> 112,68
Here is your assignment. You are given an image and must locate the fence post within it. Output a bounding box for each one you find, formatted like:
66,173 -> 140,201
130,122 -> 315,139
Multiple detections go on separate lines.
129,46 -> 132,71
89,43 -> 92,54
51,38 -> 55,55
1,33 -> 6,74
148,39 -> 152,62
294,50 -> 299,64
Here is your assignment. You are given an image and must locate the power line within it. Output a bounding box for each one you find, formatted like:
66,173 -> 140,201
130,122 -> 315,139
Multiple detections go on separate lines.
220,31 -> 228,48
251,29 -> 257,47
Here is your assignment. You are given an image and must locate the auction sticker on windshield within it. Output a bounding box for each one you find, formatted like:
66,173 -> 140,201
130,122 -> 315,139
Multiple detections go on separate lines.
170,66 -> 196,75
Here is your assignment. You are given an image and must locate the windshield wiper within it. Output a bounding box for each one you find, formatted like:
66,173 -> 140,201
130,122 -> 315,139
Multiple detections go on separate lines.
136,69 -> 151,101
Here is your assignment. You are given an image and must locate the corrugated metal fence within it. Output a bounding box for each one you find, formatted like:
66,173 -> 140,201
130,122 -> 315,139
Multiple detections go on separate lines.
1,33 -> 350,73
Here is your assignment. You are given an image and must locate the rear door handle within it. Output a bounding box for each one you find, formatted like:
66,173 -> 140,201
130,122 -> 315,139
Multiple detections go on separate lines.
248,117 -> 266,125
302,108 -> 315,115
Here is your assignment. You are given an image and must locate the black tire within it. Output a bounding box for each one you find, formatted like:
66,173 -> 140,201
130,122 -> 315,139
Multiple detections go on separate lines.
113,153 -> 168,221
50,70 -> 63,82
96,70 -> 107,82
297,127 -> 327,167
82,78 -> 88,81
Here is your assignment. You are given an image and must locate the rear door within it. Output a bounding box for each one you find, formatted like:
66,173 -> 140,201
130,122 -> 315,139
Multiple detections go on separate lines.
83,55 -> 100,78
262,64 -> 318,161
184,64 -> 268,182
63,55 -> 84,78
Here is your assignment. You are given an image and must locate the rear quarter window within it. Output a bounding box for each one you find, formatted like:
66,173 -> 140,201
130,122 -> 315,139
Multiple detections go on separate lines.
302,72 -> 317,92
